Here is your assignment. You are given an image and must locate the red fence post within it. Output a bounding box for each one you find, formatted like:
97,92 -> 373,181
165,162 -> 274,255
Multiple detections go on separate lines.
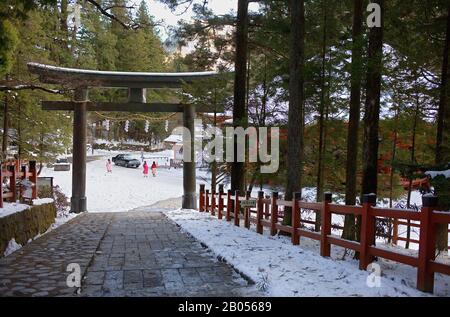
205,189 -> 210,213
270,192 -> 278,236
292,192 -> 302,245
211,186 -> 216,216
218,184 -> 224,219
226,190 -> 232,221
417,195 -> 438,293
359,193 -> 377,270
234,190 -> 240,226
320,193 -> 332,256
256,191 -> 264,234
0,167 -> 3,208
8,165 -> 16,202
244,190 -> 251,229
199,184 -> 205,212
29,161 -> 37,199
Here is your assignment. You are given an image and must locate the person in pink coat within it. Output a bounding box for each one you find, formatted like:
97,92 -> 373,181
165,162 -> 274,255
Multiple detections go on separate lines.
151,161 -> 157,177
143,161 -> 149,177
106,159 -> 113,173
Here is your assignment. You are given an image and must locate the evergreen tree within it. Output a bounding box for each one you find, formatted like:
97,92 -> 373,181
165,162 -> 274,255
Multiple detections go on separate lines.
284,0 -> 305,226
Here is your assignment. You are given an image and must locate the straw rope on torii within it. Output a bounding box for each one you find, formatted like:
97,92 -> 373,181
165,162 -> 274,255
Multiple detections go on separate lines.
93,111 -> 178,122
27,62 -> 225,212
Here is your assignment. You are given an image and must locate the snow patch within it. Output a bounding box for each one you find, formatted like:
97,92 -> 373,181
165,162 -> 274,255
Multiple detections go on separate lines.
0,202 -> 30,218
425,169 -> 450,179
32,198 -> 55,206
3,238 -> 22,257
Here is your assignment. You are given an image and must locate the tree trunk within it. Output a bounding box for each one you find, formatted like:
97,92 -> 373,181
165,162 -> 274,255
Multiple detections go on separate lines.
17,101 -> 22,160
435,4 -> 450,251
284,0 -> 305,226
388,104 -> 399,244
315,0 -> 328,231
60,0 -> 69,37
358,0 -> 384,250
406,95 -> 420,249
361,0 -> 384,198
2,75 -> 9,157
342,0 -> 364,241
258,54 -> 268,191
389,105 -> 399,209
211,108 -> 217,191
231,0 -> 249,194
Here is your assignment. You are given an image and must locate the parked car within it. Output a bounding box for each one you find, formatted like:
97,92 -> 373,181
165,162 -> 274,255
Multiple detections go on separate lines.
54,157 -> 71,171
112,154 -> 141,168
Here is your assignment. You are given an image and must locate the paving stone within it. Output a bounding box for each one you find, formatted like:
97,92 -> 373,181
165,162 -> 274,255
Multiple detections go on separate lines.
85,271 -> 105,285
143,270 -> 163,287
124,270 -> 143,285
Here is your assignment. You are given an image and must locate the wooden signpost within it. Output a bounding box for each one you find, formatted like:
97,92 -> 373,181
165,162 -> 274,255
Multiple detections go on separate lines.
240,199 -> 257,208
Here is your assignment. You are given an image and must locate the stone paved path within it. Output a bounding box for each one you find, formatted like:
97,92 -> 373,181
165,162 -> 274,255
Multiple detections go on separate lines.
0,211 -> 255,297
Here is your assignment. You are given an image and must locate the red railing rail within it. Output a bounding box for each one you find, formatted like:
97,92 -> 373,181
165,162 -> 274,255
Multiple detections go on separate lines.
198,185 -> 450,294
0,160 -> 38,208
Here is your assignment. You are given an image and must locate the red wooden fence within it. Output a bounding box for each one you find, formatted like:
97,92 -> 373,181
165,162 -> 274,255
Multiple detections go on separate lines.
198,184 -> 450,294
392,218 -> 450,249
0,160 -> 38,208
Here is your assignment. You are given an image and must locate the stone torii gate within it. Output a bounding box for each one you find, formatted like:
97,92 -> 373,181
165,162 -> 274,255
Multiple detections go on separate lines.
28,62 -> 221,212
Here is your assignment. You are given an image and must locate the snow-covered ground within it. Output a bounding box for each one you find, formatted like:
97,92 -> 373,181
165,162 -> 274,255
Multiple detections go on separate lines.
41,151 -> 186,212
165,208 -> 450,297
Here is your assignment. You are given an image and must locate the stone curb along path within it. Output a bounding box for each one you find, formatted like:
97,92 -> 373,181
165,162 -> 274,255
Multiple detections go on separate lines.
0,210 -> 256,297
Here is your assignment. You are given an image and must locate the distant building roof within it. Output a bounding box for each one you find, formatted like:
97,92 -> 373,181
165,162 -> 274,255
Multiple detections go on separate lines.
164,134 -> 183,143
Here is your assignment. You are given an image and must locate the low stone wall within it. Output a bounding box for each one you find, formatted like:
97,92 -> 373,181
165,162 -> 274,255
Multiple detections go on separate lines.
0,203 -> 56,256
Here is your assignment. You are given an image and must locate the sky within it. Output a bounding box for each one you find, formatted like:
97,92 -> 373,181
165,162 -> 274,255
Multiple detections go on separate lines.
143,0 -> 260,40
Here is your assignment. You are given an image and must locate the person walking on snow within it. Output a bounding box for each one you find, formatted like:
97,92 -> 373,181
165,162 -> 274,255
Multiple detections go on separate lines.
106,159 -> 113,173
143,161 -> 149,178
151,161 -> 157,177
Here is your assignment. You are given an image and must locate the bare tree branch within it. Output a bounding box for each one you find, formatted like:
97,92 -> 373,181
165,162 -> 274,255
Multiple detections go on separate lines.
419,67 -> 441,86
85,0 -> 136,29
85,0 -> 164,30
0,81 -> 66,94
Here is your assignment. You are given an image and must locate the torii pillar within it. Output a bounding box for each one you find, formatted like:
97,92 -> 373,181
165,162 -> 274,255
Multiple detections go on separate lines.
182,104 -> 196,209
71,88 -> 88,213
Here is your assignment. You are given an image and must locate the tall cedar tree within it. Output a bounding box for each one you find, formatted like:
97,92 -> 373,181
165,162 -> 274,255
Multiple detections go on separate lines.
361,0 -> 384,197
231,0 -> 249,193
284,0 -> 305,226
435,3 -> 450,251
342,0 -> 364,241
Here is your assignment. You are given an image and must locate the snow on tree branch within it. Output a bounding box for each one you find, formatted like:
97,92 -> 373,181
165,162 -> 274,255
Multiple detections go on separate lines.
0,81 -> 66,94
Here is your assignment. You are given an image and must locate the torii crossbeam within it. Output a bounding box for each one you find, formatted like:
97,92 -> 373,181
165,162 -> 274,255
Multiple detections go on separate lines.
28,62 -> 223,212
